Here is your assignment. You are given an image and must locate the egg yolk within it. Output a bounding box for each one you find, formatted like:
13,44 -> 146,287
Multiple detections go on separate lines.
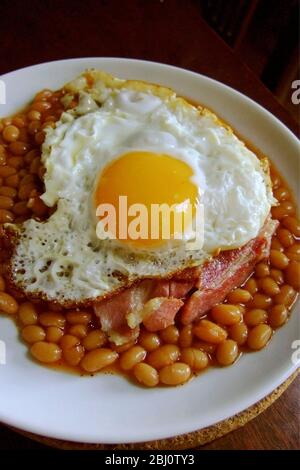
94,151 -> 199,248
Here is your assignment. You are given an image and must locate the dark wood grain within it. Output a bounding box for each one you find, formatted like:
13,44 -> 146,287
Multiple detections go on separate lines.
0,0 -> 299,450
0,0 -> 298,133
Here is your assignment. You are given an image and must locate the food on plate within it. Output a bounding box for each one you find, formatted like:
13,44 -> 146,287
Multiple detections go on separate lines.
0,70 -> 298,387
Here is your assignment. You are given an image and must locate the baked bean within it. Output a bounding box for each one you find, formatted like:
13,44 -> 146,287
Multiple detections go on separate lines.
55,108 -> 64,118
192,340 -> 217,354
247,324 -> 272,350
22,325 -> 46,343
194,320 -> 227,343
18,169 -> 28,178
31,341 -> 62,363
227,288 -> 252,304
0,195 -> 13,209
12,116 -> 26,128
270,250 -> 289,269
9,141 -> 30,156
274,284 -> 296,306
229,322 -> 248,345
34,89 -> 53,102
39,312 -> 66,328
272,201 -> 295,220
0,291 -> 18,314
18,301 -> 38,325
234,305 -> 246,315
31,101 -> 52,113
44,114 -> 56,122
46,302 -> 63,312
42,121 -> 55,130
244,309 -> 267,327
216,340 -> 239,366
13,201 -> 30,216
273,187 -> 290,201
259,277 -> 280,296
68,100 -> 77,109
119,346 -> 146,370
255,262 -> 270,278
211,304 -> 241,325
281,201 -> 295,215
7,157 -> 24,170
14,215 -> 27,223
282,217 -> 300,237
271,173 -> 281,189
27,110 -> 41,121
35,131 -> 45,145
180,348 -> 208,370
60,334 -> 80,350
244,278 -> 258,296
271,238 -> 284,252
285,244 -> 300,262
178,324 -> 193,348
38,165 -> 46,180
18,127 -> 29,143
138,331 -> 161,351
82,330 -> 107,350
147,344 -> 180,369
1,118 -> 12,127
63,344 -> 85,366
5,174 -> 20,187
0,275 -> 5,291
112,340 -> 136,353
160,325 -> 179,344
0,153 -> 6,165
277,228 -> 294,248
50,92 -> 61,103
0,166 -> 16,177
2,125 -> 20,142
133,363 -> 159,387
0,145 -> 5,159
30,157 -> 41,174
18,182 -> 36,200
27,196 -> 48,217
284,261 -> 300,290
46,326 -> 64,343
159,363 -> 191,386
250,293 -> 273,309
270,269 -> 284,285
20,174 -> 36,186
80,348 -> 118,372
28,120 -> 40,135
268,305 -> 288,328
68,324 -> 88,339
65,310 -> 91,324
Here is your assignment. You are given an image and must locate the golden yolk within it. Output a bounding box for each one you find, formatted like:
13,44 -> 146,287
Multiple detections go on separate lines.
94,151 -> 199,248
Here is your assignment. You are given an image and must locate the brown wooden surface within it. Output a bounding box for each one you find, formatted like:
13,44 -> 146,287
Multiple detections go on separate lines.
202,374 -> 300,450
0,0 -> 299,450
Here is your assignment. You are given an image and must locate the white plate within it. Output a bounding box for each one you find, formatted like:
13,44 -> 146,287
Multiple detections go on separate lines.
0,58 -> 299,444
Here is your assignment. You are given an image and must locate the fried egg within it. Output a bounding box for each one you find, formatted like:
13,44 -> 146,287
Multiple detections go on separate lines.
7,71 -> 275,305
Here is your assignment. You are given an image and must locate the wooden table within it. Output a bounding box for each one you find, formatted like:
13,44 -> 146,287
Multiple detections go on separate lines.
0,0 -> 299,450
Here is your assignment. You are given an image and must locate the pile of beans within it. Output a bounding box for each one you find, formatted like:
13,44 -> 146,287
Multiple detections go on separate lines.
0,87 -> 299,387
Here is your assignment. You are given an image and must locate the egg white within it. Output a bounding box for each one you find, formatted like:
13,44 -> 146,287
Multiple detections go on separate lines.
8,74 -> 275,304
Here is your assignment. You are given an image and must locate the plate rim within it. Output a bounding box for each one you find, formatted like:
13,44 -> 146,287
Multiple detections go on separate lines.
0,57 -> 299,444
